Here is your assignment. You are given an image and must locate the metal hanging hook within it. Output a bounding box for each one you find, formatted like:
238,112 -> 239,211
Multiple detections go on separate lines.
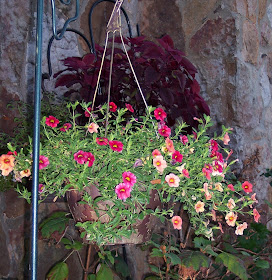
51,0 -> 80,40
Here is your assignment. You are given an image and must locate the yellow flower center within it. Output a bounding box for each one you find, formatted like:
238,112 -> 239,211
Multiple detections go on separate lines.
4,159 -> 10,163
126,177 -> 130,181
120,188 -> 125,192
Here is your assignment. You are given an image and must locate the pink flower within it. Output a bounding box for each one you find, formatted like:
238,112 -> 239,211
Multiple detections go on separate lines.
242,181 -> 253,193
45,116 -> 59,128
154,107 -> 167,121
88,123 -> 99,133
125,103 -> 134,113
74,150 -> 86,164
223,132 -> 230,145
7,151 -> 17,156
165,173 -> 180,188
115,183 -> 131,200
158,125 -> 171,137
203,183 -> 212,200
182,169 -> 190,178
171,216 -> 182,230
60,123 -> 72,132
212,161 -> 223,174
227,198 -> 235,210
20,169 -> 31,178
109,140 -> 124,152
202,168 -> 211,180
109,102 -> 117,112
84,152 -> 95,167
165,137 -> 175,154
84,107 -> 92,117
39,155 -> 49,170
253,209 -> 260,223
195,201 -> 205,213
211,209 -> 216,221
122,171 -> 137,188
209,139 -> 218,151
153,155 -> 167,174
172,151 -> 183,163
250,193 -> 258,208
96,137 -> 108,146
225,212 -> 237,227
227,184 -> 235,191
152,149 -> 161,158
39,184 -> 45,194
235,222 -> 248,235
218,222 -> 224,233
180,135 -> 188,145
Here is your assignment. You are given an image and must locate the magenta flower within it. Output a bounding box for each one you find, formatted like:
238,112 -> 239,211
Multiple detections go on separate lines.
84,152 -> 95,167
115,183 -> 131,200
38,184 -> 45,194
39,155 -> 49,170
74,150 -> 86,164
96,137 -> 108,146
60,123 -> 72,132
202,167 -> 211,180
172,151 -> 183,163
227,184 -> 235,191
122,171 -> 137,187
125,103 -> 134,113
154,107 -> 167,121
109,102 -> 117,112
158,125 -> 171,137
84,107 -> 92,117
182,169 -> 190,178
109,140 -> 123,152
242,181 -> 253,193
209,139 -> 218,151
180,135 -> 188,144
45,116 -> 59,128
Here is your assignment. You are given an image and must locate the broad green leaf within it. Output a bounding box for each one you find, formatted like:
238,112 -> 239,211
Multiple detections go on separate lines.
87,275 -> 96,280
149,265 -> 160,274
193,237 -> 211,248
96,264 -> 114,280
150,248 -> 164,258
255,259 -> 270,269
180,251 -> 210,270
39,212 -> 70,239
46,262 -> 68,280
216,252 -> 249,280
166,253 -> 181,265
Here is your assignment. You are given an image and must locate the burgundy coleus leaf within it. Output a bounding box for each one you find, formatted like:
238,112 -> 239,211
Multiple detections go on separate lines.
158,87 -> 174,105
144,65 -> 161,86
180,57 -> 198,75
83,73 -> 98,88
141,42 -> 165,59
190,79 -> 200,95
55,74 -> 83,88
110,36 -> 129,44
169,49 -> 186,63
82,53 -> 96,66
128,36 -> 146,45
172,70 -> 186,92
157,34 -> 174,50
62,57 -> 86,69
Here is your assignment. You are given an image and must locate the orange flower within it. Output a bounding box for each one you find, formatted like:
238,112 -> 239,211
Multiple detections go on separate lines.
235,222 -> 247,235
0,154 -> 15,176
20,169 -> 31,178
195,201 -> 205,213
165,137 -> 175,154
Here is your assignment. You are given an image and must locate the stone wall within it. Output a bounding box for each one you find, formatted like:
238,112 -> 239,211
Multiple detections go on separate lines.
1,0 -> 272,279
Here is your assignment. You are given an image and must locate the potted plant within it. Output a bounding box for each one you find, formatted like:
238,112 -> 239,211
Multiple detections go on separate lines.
0,100 -> 259,246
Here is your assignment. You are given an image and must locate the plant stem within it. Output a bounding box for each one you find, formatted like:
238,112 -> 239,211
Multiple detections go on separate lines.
83,244 -> 92,280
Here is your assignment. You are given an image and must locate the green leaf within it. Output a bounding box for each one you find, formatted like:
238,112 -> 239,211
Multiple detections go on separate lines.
144,276 -> 161,280
193,237 -> 211,249
180,251 -> 210,270
46,262 -> 68,280
114,255 -> 130,278
87,275 -> 96,280
255,259 -> 270,269
149,265 -> 160,274
216,252 -> 249,280
96,264 -> 114,280
39,212 -> 70,239
166,252 -> 181,265
150,248 -> 164,258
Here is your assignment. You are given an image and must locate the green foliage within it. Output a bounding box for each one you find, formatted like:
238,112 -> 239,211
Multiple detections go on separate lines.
61,238 -> 83,251
180,250 -> 210,270
46,262 -> 69,280
39,212 -> 70,239
96,264 -> 114,280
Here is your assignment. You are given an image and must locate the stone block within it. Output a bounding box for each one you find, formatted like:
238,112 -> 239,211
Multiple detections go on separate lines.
259,0 -> 268,22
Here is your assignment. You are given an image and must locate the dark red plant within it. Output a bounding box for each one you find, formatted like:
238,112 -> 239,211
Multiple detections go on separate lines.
54,34 -> 210,129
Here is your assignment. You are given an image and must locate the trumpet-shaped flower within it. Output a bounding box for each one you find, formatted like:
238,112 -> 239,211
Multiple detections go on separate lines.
39,184 -> 45,194
195,201 -> 205,213
172,151 -> 183,163
209,139 -> 218,151
109,102 -> 117,112
165,138 -> 175,154
227,184 -> 235,191
223,132 -> 230,145
242,181 -> 253,193
225,212 -> 237,227
96,137 -> 108,146
214,182 -> 223,192
253,209 -> 260,222
180,135 -> 188,144
73,150 -> 86,165
125,103 -> 134,113
152,149 -> 161,158
171,216 -> 182,230
153,155 -> 167,174
45,116 -> 59,128
84,107 -> 92,117
154,107 -> 167,121
39,155 -> 49,169
115,183 -> 131,200
235,222 -> 247,235
84,152 -> 95,167
0,154 -> 15,173
158,125 -> 171,137
88,123 -> 99,133
165,173 -> 180,187
20,169 -> 31,178
60,123 -> 72,132
122,171 -> 137,188
227,198 -> 235,210
182,169 -> 190,178
109,140 -> 124,152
